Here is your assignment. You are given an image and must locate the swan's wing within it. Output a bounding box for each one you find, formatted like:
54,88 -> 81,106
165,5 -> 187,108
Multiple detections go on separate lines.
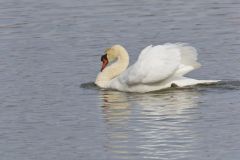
118,44 -> 180,85
116,43 -> 201,86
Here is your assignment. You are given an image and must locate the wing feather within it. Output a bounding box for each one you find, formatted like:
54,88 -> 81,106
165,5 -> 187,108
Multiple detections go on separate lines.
118,44 -> 182,85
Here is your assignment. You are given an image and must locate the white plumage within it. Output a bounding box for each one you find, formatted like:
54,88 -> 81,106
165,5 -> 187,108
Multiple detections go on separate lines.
95,43 -> 219,93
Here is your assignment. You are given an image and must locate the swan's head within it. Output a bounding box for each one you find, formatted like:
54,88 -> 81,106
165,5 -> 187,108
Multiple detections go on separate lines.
100,45 -> 125,72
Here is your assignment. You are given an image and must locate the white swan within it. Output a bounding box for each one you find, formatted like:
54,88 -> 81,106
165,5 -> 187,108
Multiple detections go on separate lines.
95,43 -> 219,93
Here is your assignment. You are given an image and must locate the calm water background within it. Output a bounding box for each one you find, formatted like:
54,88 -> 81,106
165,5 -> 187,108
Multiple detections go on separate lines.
1,0 -> 240,159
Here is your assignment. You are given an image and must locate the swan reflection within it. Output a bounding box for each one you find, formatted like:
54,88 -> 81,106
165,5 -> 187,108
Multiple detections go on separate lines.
99,89 -> 200,159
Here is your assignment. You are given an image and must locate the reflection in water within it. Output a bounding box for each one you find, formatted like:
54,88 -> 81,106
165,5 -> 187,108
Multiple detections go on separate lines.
99,91 -> 132,158
99,89 -> 201,159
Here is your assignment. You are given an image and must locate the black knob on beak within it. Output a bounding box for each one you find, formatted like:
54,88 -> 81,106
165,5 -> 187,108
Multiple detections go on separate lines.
101,54 -> 107,62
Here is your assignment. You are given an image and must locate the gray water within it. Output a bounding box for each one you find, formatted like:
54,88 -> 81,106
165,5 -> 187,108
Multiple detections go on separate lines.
1,0 -> 240,159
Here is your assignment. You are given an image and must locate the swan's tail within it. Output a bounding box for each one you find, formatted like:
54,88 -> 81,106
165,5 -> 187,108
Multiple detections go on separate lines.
170,77 -> 220,87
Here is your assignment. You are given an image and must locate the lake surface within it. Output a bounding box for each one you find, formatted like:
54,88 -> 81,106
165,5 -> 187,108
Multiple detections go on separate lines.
0,0 -> 240,159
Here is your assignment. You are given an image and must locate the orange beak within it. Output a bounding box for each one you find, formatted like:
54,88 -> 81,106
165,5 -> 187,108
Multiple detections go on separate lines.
101,54 -> 108,72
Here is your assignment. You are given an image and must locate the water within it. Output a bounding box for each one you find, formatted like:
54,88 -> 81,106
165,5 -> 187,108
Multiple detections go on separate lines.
0,0 -> 240,159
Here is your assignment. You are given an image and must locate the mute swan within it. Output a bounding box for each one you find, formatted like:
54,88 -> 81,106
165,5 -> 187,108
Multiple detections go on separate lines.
95,44 -> 219,93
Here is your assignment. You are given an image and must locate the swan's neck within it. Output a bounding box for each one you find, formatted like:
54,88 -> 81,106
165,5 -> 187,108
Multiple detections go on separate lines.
95,49 -> 129,88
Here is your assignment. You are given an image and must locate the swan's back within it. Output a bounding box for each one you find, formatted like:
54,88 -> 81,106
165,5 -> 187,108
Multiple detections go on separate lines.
125,44 -> 181,85
109,43 -> 217,92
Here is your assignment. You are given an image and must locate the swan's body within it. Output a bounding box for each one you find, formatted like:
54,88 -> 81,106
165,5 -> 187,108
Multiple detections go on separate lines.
95,44 -> 219,93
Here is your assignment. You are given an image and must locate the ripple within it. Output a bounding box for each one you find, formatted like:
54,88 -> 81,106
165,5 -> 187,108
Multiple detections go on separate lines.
80,80 -> 240,93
